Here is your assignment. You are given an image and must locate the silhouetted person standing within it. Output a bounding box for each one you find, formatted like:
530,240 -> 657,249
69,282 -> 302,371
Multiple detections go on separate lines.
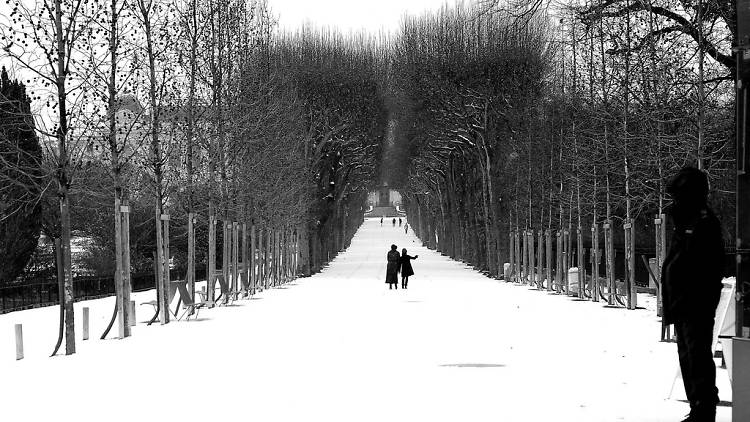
404,223 -> 409,234
661,167 -> 724,422
386,244 -> 400,290
399,217 -> 402,227
380,216 -> 383,226
392,218 -> 396,227
400,248 -> 418,289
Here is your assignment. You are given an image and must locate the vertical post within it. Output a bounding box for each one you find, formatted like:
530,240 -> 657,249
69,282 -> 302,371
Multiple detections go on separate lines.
604,220 -> 615,305
223,221 -> 230,301
15,324 -> 23,360
528,229 -> 535,286
121,204 -> 132,335
208,217 -> 216,306
188,213 -> 195,306
130,300 -> 136,326
737,0 -> 750,341
545,229 -> 552,291
266,228 -> 272,289
232,222 -> 239,298
522,230 -> 528,283
114,197 -> 125,338
624,219 -> 637,309
514,229 -> 521,283
251,223 -> 256,294
537,230 -> 543,289
242,222 -> 248,295
563,229 -> 570,294
577,227 -> 585,299
556,231 -> 563,293
82,307 -> 89,340
508,231 -> 514,282
591,223 -> 600,302
160,214 -> 170,323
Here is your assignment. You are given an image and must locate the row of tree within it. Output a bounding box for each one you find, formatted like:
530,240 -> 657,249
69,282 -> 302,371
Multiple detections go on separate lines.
393,1 -> 734,286
1,0 -> 388,353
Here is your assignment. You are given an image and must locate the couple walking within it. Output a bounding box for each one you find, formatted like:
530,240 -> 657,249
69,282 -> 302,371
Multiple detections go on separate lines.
385,244 -> 418,289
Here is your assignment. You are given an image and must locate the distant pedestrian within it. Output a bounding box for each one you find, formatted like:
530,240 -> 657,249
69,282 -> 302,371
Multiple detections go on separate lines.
399,217 -> 402,227
385,244 -> 400,290
404,223 -> 409,234
380,216 -> 383,226
392,218 -> 396,227
400,249 -> 418,289
661,167 -> 724,422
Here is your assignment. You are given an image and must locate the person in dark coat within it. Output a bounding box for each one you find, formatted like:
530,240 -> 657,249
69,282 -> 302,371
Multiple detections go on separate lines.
392,218 -> 396,227
386,244 -> 401,290
660,167 -> 724,422
400,248 -> 418,289
399,217 -> 402,227
380,216 -> 383,226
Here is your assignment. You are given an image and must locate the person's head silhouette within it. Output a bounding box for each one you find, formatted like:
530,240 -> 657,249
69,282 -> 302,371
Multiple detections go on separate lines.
391,244 -> 397,251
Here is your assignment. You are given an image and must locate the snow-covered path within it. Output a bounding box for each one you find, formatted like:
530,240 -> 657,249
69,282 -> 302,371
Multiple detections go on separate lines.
1,218 -> 732,421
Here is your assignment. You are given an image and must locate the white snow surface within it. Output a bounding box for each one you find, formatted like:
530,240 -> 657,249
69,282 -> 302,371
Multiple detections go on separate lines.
1,217 -> 732,421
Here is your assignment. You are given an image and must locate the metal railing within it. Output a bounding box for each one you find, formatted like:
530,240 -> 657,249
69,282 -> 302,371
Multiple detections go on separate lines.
0,267 -> 206,314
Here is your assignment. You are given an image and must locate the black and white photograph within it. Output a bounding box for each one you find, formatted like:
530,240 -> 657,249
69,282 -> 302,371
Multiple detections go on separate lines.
1,0 -> 749,420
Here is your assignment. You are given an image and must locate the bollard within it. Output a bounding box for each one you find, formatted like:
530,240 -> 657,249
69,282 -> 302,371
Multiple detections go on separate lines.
15,324 -> 23,360
130,301 -> 136,326
83,307 -> 89,340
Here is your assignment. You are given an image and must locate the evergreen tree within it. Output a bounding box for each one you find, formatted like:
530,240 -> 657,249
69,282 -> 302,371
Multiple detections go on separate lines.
0,67 -> 43,284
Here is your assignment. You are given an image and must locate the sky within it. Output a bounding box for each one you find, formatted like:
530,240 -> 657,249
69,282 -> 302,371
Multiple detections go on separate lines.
269,0 -> 455,33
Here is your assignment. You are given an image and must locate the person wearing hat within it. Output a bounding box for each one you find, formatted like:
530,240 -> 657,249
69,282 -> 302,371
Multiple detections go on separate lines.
661,167 -> 724,422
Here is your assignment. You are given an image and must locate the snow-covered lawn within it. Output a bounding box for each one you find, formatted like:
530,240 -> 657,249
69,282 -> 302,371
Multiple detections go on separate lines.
1,218 -> 732,421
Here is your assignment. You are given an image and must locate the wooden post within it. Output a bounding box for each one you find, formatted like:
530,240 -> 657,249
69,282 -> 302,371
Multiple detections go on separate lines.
563,229 -> 570,294
654,214 -> 666,315
556,231 -> 563,293
528,229 -> 535,286
603,220 -> 615,305
508,231 -> 514,282
577,227 -> 585,299
514,229 -> 521,283
121,204 -> 132,334
251,223 -> 256,294
83,307 -> 89,340
114,197 -> 126,339
537,230 -> 543,289
266,228 -> 272,289
15,324 -> 23,360
188,213 -> 195,307
130,301 -> 136,326
232,222 -> 239,299
545,229 -> 552,291
208,217 -> 216,306
162,214 -> 171,322
242,222 -> 248,295
223,221 -> 230,301
624,219 -> 637,309
521,230 -> 528,284
591,224 -> 600,302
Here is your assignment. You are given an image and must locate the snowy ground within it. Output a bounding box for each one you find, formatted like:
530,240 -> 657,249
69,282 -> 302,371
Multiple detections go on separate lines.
1,218 -> 732,421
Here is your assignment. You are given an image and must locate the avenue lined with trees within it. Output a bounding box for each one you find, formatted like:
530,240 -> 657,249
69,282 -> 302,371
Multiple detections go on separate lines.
0,0 -> 744,355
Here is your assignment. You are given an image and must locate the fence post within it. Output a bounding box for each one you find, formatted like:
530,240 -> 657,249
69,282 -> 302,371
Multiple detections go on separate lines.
15,324 -> 23,360
83,307 -> 89,340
